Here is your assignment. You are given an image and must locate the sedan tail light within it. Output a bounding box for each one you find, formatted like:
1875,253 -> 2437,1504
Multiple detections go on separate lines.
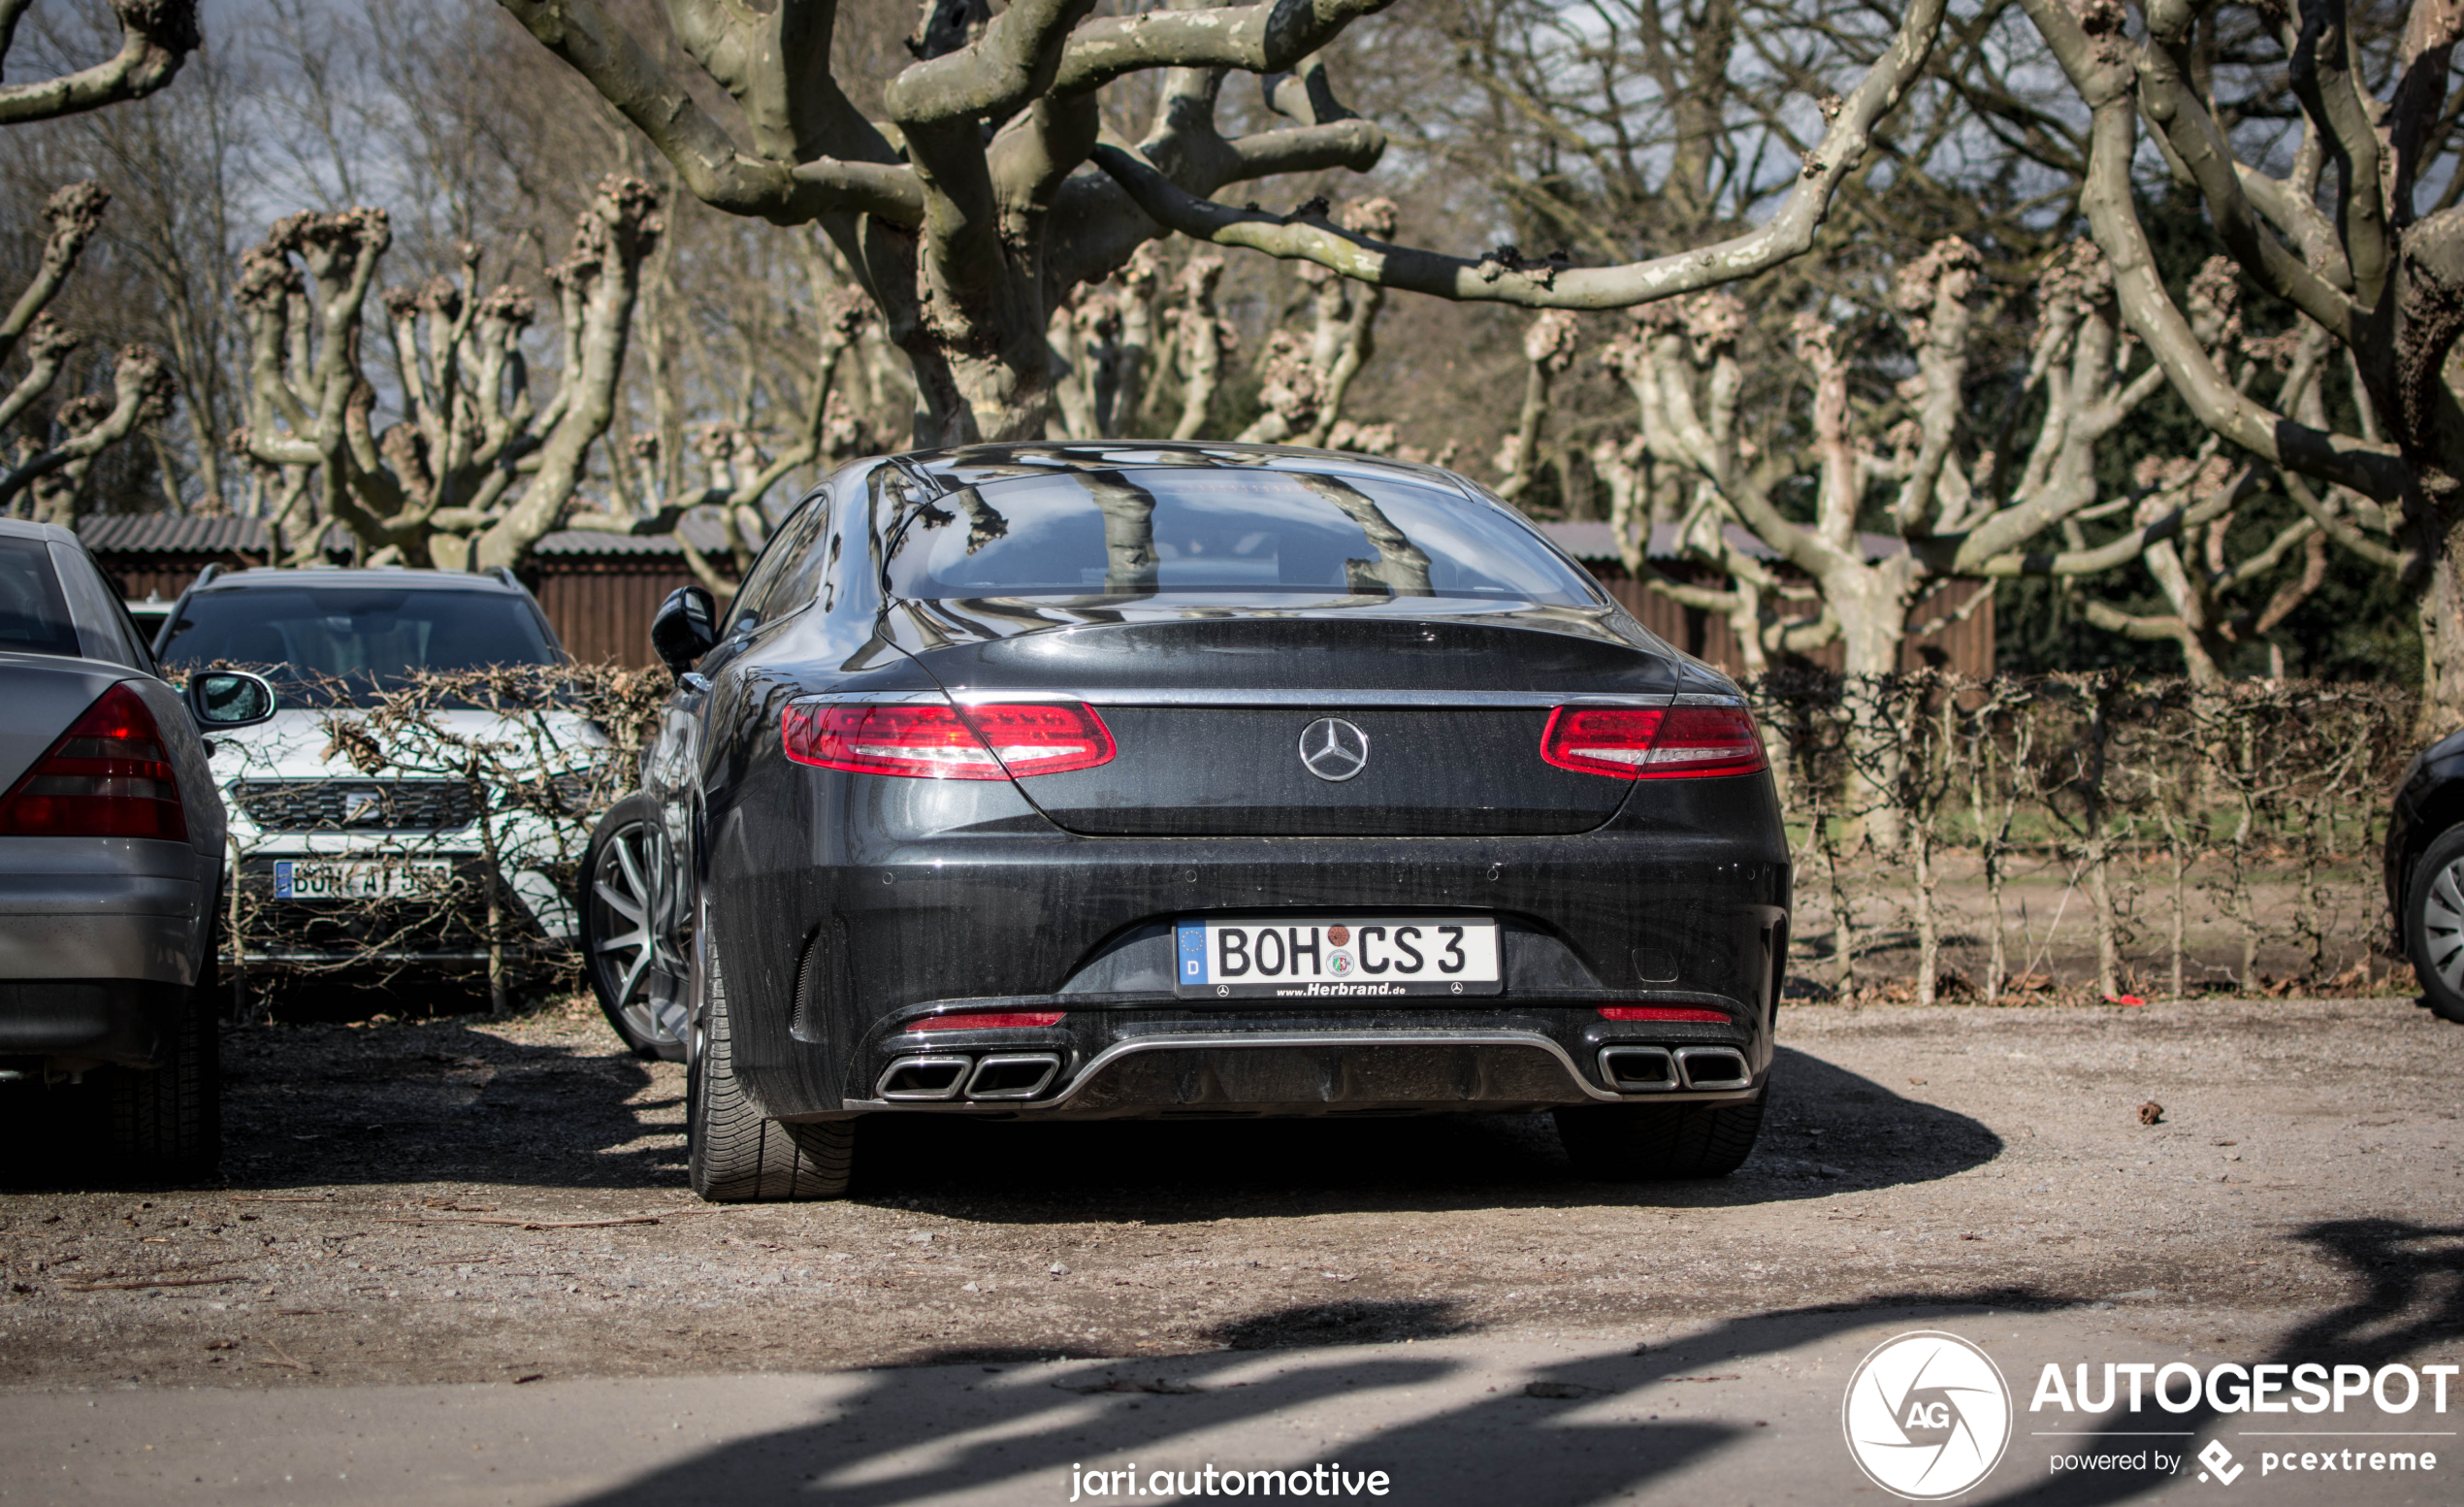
1540,704 -> 1767,779
0,681 -> 187,839
781,700 -> 1115,780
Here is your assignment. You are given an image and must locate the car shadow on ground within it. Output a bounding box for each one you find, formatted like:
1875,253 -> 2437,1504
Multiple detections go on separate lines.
0,1032 -> 1996,1208
853,1044 -> 2003,1223
0,1012 -> 679,1193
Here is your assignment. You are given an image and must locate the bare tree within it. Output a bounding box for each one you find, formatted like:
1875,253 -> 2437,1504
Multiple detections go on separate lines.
0,0 -> 198,125
0,180 -> 175,517
2020,0 -> 2464,733
228,175 -> 664,572
492,0 -> 1953,447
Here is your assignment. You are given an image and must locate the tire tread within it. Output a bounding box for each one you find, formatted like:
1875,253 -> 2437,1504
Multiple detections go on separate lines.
688,949 -> 852,1201
1554,1094 -> 1766,1181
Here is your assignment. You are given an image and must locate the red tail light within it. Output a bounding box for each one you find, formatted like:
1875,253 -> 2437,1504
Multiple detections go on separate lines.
906,1011 -> 1065,1032
1599,1005 -> 1731,1023
0,681 -> 187,839
1540,704 -> 1767,779
781,701 -> 1115,780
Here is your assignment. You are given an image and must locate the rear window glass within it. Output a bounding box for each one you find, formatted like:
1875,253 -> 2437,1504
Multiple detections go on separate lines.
881,467 -> 1600,606
0,537 -> 81,658
158,585 -> 562,699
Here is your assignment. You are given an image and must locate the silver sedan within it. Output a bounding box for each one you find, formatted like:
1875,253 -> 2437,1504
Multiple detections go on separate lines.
0,517 -> 249,1178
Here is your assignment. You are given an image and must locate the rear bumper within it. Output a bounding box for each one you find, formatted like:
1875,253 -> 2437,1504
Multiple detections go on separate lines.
821,1021 -> 1763,1122
0,978 -> 189,1066
0,871 -> 205,986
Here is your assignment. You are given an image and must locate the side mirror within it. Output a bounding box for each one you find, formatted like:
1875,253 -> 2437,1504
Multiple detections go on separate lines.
649,585 -> 719,677
187,670 -> 276,730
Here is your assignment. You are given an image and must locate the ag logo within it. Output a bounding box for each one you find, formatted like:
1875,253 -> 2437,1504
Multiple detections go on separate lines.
1842,1330 -> 2012,1500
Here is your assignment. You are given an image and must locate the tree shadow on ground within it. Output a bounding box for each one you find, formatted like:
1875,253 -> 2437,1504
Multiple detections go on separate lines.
851,1044 -> 2002,1225
1983,1217 -> 2464,1505
563,1288 -> 2077,1507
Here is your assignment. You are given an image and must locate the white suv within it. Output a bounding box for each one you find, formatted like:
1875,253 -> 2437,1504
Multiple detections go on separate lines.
153,567 -> 600,989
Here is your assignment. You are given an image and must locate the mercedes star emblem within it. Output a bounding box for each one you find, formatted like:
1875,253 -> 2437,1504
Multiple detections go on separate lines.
1298,717 -> 1370,782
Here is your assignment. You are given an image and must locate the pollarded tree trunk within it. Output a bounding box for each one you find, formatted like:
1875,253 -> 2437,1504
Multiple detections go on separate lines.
497,0 -> 1955,448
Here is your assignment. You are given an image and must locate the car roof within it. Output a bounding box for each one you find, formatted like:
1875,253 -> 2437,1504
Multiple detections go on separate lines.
0,517 -> 84,548
894,442 -> 1474,497
191,566 -> 530,594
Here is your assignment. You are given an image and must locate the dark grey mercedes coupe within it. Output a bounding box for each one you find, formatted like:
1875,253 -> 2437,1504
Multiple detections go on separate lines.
581,443 -> 1791,1200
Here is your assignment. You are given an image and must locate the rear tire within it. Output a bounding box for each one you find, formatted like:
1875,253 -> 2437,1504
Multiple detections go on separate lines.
1554,1092 -> 1766,1181
107,955 -> 220,1182
686,938 -> 853,1202
2406,825 -> 2464,1025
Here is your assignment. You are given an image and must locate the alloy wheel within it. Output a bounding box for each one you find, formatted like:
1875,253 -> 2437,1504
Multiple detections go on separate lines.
586,814 -> 691,1050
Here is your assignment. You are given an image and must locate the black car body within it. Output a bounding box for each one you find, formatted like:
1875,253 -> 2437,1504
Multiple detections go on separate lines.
607,444 -> 1792,1197
2385,727 -> 2464,1022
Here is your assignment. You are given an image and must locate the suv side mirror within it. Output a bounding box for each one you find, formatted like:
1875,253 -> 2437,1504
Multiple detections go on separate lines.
187,670 -> 276,730
650,585 -> 719,677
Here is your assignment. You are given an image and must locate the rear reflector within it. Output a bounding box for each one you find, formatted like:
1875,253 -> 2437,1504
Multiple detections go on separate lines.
906,1011 -> 1066,1032
782,702 -> 1114,780
0,682 -> 186,839
1540,704 -> 1767,779
1598,1005 -> 1731,1023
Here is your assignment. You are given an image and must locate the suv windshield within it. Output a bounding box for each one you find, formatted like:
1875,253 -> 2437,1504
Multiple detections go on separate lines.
882,467 -> 1600,606
158,584 -> 562,700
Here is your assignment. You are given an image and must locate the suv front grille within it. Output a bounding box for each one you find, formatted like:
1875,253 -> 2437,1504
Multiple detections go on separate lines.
233,779 -> 481,834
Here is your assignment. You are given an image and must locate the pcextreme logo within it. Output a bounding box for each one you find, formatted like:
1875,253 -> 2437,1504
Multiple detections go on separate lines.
1843,1330 -> 2015,1500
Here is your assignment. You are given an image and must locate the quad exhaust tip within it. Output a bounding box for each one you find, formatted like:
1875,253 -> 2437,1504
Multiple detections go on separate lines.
1673,1046 -> 1752,1091
1597,1045 -> 1677,1093
1598,1044 -> 1752,1094
878,1056 -> 970,1100
964,1053 -> 1061,1100
879,1052 -> 1063,1101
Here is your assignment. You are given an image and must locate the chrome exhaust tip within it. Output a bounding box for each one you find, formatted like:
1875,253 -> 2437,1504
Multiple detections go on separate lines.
877,1055 -> 970,1100
1597,1045 -> 1678,1094
965,1052 -> 1061,1101
1674,1046 -> 1752,1092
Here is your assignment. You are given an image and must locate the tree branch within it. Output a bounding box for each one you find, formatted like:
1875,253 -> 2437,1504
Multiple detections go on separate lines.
0,0 -> 197,125
494,0 -> 922,224
1088,0 -> 1949,309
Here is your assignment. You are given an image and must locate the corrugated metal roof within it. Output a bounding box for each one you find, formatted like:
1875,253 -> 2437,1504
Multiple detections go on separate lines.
77,511 -> 732,560
531,515 -> 733,555
77,513 -> 269,552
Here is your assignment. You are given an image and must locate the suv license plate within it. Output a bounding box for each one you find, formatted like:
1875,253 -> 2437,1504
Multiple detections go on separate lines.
273,859 -> 453,901
1173,917 -> 1502,999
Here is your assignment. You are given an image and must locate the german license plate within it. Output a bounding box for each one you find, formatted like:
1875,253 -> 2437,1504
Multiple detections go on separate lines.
1173,917 -> 1502,999
273,859 -> 452,901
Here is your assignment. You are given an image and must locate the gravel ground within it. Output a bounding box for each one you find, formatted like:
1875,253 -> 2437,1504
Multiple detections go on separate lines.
2,993 -> 2459,1394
